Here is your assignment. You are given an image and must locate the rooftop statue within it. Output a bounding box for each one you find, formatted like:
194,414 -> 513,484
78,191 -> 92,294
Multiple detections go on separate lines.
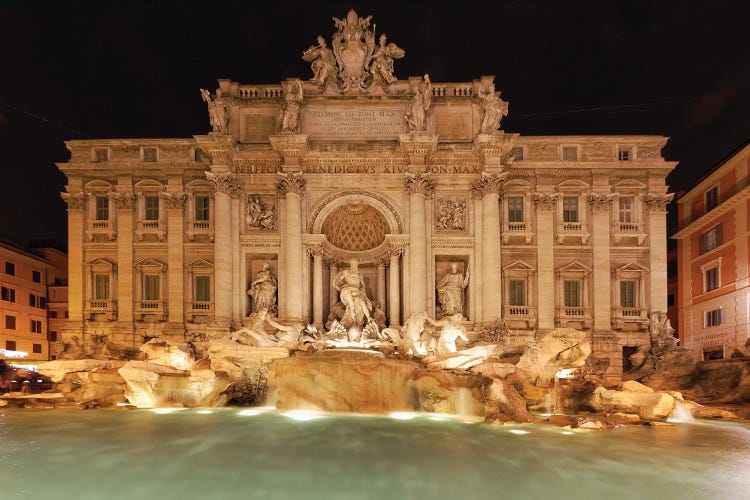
278,80 -> 303,133
479,81 -> 509,134
370,34 -> 405,85
200,88 -> 229,134
405,74 -> 432,131
302,36 -> 337,88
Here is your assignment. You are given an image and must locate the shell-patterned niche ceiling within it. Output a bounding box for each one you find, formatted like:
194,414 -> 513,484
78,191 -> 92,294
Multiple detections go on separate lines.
321,200 -> 389,251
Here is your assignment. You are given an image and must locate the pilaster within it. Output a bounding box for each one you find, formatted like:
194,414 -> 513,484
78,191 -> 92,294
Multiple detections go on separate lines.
161,189 -> 185,328
278,172 -> 306,321
405,172 -> 434,315
534,192 -> 557,330
474,172 -> 506,323
645,192 -> 674,313
113,189 -> 135,337
589,193 -> 615,331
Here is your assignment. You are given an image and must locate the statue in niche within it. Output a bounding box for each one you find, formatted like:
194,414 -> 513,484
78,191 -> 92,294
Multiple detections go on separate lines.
436,198 -> 467,231
247,263 -> 278,315
246,196 -> 276,231
370,34 -> 405,85
200,88 -> 229,134
278,80 -> 303,132
302,35 -> 337,88
478,82 -> 509,134
405,74 -> 432,131
425,313 -> 468,355
436,263 -> 469,317
333,258 -> 373,327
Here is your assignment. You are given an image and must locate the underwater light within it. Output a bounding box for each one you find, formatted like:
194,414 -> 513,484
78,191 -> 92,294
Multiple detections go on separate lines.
509,429 -> 530,435
196,410 -> 213,414
284,410 -> 324,421
561,431 -> 574,435
151,408 -> 186,414
389,412 -> 419,420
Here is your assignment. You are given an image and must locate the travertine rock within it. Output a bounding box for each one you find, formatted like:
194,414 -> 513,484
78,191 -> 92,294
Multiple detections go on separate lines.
515,328 -> 591,386
484,379 -> 537,423
140,339 -> 195,371
207,338 -> 290,381
590,385 -> 675,421
470,361 -> 517,379
37,359 -> 124,383
620,380 -> 654,393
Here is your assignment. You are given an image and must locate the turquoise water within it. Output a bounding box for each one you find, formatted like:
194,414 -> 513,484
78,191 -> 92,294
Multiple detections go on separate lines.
1,408 -> 749,500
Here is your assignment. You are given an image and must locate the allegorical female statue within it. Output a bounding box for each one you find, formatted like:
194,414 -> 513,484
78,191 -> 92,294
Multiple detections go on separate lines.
405,74 -> 432,131
333,259 -> 372,327
247,263 -> 277,314
436,262 -> 469,317
302,35 -> 337,87
279,80 -> 303,132
479,82 -> 509,134
200,88 -> 228,134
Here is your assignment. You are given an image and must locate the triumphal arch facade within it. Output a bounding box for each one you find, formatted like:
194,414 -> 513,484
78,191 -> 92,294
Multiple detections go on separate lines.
58,10 -> 676,379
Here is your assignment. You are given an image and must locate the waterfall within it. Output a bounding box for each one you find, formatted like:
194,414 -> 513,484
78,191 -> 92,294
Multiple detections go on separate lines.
668,401 -> 696,423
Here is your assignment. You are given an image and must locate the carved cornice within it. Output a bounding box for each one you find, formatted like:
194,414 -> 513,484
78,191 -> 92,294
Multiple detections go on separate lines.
160,192 -> 187,209
533,192 -> 559,211
405,172 -> 435,196
61,191 -> 85,209
471,172 -> 507,197
111,191 -> 135,209
207,172 -> 243,199
644,192 -> 674,212
276,172 -> 306,197
588,193 -> 617,211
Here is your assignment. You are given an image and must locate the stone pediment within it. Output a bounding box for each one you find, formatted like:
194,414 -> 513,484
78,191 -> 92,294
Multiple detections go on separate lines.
557,262 -> 591,275
134,258 -> 166,271
503,260 -> 536,272
614,262 -> 649,275
185,258 -> 214,270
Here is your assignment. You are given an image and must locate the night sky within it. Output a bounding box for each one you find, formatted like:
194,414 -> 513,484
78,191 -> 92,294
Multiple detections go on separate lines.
1,0 -> 748,247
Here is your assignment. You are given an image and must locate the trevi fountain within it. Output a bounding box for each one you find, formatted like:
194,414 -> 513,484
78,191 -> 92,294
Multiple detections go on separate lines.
2,9 -> 749,500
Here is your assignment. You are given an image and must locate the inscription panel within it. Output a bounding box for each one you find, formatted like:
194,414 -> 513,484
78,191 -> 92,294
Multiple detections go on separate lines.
300,105 -> 407,140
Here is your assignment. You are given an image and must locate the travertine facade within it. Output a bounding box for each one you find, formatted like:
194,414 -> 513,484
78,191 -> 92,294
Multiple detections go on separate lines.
673,140 -> 750,360
57,9 -> 675,380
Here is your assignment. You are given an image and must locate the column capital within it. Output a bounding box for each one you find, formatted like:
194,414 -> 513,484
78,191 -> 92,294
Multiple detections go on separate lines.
111,191 -> 135,209
207,172 -> 243,199
277,172 -> 306,198
61,191 -> 85,209
588,193 -> 617,212
471,172 -> 507,197
644,192 -> 674,212
533,192 -> 559,211
307,245 -> 324,258
160,192 -> 187,209
405,172 -> 435,195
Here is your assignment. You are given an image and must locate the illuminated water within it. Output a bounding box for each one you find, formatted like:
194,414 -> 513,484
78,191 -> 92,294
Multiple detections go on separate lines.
1,409 -> 749,499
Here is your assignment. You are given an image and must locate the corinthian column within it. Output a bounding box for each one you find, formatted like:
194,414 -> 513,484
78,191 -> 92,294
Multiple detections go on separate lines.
590,193 -> 615,331
112,190 -> 135,326
161,190 -> 185,325
328,260 -> 338,312
61,191 -> 85,324
278,172 -> 306,321
405,173 -> 434,315
646,192 -> 674,313
534,192 -> 557,330
207,172 -> 242,326
475,172 -> 506,322
388,248 -> 401,327
310,246 -> 324,328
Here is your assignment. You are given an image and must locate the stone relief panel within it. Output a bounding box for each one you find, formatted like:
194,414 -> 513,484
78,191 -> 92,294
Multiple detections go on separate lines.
434,196 -> 468,232
245,194 -> 277,231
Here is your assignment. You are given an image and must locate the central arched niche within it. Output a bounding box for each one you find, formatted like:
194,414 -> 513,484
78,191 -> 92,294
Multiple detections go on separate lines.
321,200 -> 389,251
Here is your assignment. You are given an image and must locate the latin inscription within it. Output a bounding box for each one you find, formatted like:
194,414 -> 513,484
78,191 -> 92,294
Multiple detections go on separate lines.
301,108 -> 405,138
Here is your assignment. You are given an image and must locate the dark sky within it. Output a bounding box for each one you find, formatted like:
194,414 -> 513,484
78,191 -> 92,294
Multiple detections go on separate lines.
1,0 -> 748,247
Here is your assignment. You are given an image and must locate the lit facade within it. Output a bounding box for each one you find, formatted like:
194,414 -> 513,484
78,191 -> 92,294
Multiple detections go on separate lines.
673,140 -> 750,360
56,10 -> 676,381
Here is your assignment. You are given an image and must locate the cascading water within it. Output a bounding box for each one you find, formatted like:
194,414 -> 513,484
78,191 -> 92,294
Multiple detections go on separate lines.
667,401 -> 696,423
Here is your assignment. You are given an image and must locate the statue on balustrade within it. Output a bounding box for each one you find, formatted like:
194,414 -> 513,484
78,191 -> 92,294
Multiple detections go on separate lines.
200,88 -> 229,134
478,82 -> 509,134
333,259 -> 373,327
405,74 -> 432,131
436,262 -> 469,317
279,80 -> 303,132
247,263 -> 278,315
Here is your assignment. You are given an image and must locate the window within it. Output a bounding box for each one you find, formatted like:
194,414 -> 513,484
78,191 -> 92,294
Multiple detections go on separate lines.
509,279 -> 526,306
705,267 -> 719,292
620,281 -> 636,307
703,348 -> 724,361
32,343 -> 42,354
144,195 -> 160,220
143,275 -> 160,301
562,196 -> 579,222
507,196 -> 524,222
49,311 -> 57,318
195,275 -> 211,302
32,270 -> 41,283
700,225 -> 722,254
618,197 -> 634,223
93,148 -> 109,162
142,147 -> 158,162
29,294 -> 45,308
1,286 -> 15,303
5,315 -> 16,330
511,147 -> 524,161
705,186 -> 719,211
564,280 -> 580,307
5,261 -> 15,276
5,340 -> 16,351
65,311 -> 69,318
31,320 -> 42,333
706,308 -> 722,327
617,147 -> 632,161
50,331 -> 58,342
94,274 -> 110,300
562,146 -> 577,161
95,196 -> 109,220
195,195 -> 210,221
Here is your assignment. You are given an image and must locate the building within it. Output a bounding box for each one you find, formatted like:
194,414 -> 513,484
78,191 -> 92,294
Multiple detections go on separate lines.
673,139 -> 750,360
32,246 -> 69,359
56,9 -> 675,381
0,240 -> 59,362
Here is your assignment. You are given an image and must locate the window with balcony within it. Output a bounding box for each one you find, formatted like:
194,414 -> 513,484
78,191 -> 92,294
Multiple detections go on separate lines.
1,286 -> 15,303
618,197 -> 634,223
144,195 -> 160,220
94,274 -> 110,300
705,185 -> 719,212
562,146 -> 578,161
195,195 -> 210,221
508,196 -> 524,222
564,280 -> 580,307
195,275 -> 211,302
503,261 -> 536,327
186,187 -> 214,241
562,196 -> 579,223
187,259 -> 214,320
95,196 -> 110,220
706,308 -> 722,327
700,225 -> 722,254
612,262 -> 649,329
87,258 -> 116,321
620,281 -> 636,307
556,262 -> 592,327
509,280 -> 526,306
135,259 -> 167,321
